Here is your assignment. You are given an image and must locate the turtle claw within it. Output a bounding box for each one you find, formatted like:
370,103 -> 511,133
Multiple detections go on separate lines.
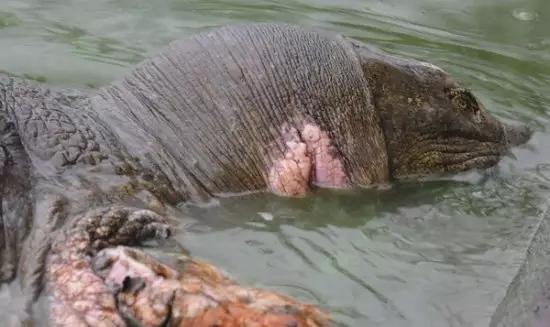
78,206 -> 171,251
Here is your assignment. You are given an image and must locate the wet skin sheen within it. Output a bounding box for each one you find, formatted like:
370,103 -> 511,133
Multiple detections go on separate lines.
0,23 -> 530,326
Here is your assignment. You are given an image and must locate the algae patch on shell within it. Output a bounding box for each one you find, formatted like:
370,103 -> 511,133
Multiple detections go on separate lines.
0,11 -> 22,28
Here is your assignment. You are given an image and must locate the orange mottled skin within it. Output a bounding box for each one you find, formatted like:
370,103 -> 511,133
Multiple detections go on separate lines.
94,247 -> 330,327
46,207 -> 329,327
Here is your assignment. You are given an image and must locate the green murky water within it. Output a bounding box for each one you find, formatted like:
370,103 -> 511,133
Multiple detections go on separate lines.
1,0 -> 549,326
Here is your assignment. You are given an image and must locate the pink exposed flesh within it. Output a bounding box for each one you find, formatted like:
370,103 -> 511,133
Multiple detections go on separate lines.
47,231 -> 125,327
269,123 -> 350,196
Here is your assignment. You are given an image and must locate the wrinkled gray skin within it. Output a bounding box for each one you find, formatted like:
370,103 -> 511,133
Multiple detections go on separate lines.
0,23 -> 531,324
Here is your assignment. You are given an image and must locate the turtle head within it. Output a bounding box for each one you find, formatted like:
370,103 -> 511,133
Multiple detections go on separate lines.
357,45 -> 531,179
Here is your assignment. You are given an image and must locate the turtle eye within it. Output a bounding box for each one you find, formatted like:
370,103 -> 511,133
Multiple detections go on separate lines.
445,87 -> 480,114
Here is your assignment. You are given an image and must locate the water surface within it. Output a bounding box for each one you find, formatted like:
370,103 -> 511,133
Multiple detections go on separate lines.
0,0 -> 549,326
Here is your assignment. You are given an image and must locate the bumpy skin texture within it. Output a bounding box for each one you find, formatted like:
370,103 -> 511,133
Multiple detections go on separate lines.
47,207 -> 170,326
0,100 -> 32,284
268,123 -> 350,196
0,23 -> 531,326
93,247 -> 329,327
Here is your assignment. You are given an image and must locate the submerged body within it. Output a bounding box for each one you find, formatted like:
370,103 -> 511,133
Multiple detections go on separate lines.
0,23 -> 530,325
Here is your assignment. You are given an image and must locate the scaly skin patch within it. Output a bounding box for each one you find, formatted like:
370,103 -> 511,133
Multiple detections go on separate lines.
269,123 -> 350,196
93,246 -> 330,327
46,207 -> 170,326
48,247 -> 124,327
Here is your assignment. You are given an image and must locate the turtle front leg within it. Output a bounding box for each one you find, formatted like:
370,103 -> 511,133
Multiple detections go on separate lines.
92,246 -> 330,327
46,206 -> 170,326
45,206 -> 329,327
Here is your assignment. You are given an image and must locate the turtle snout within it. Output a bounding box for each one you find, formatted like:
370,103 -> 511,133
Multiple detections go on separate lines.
504,123 -> 532,146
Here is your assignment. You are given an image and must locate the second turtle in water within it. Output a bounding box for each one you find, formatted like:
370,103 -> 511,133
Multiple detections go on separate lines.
0,23 -> 530,326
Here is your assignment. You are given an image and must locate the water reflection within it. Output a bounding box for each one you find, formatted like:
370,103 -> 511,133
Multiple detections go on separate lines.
177,164 -> 548,325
